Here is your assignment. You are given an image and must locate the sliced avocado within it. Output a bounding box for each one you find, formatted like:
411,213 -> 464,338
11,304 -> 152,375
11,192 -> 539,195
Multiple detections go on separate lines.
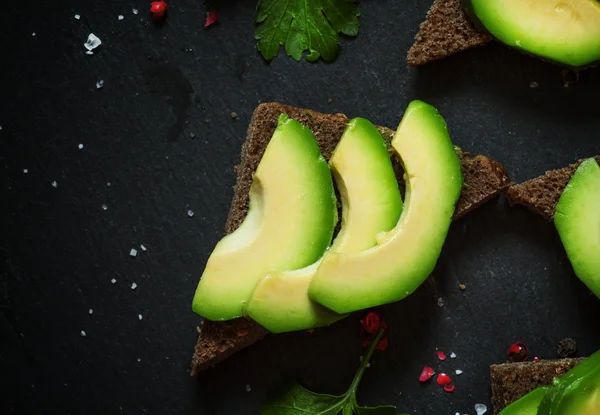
191,114 -> 337,321
499,387 -> 549,415
554,158 -> 600,298
464,0 -> 600,68
308,100 -> 463,314
246,118 -> 403,333
539,349 -> 600,415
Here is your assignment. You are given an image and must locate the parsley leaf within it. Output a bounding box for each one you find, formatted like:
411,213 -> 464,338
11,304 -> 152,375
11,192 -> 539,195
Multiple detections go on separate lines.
255,0 -> 360,62
260,329 -> 408,414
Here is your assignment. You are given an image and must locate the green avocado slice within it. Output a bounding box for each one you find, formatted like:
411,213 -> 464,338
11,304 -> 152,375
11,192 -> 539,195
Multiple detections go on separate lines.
191,114 -> 337,321
499,387 -> 549,415
554,158 -> 600,299
464,0 -> 600,68
539,349 -> 600,415
246,118 -> 403,333
308,100 -> 463,314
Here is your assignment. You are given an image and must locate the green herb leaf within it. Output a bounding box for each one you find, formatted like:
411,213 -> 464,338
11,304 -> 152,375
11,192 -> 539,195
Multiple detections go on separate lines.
260,329 -> 402,414
260,383 -> 346,415
255,0 -> 360,62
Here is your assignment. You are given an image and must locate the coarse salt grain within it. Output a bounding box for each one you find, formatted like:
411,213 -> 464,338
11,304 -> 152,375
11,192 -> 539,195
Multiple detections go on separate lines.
437,297 -> 445,307
51,181 -> 58,188
78,144 -> 84,149
118,15 -> 124,20
74,14 -> 80,19
137,358 -> 141,362
32,32 -> 36,36
89,309 -> 93,315
450,352 -> 457,359
131,282 -> 137,290
80,330 -> 86,337
245,385 -> 251,392
86,51 -> 94,55
111,278 -> 116,284
96,80 -> 104,89
84,33 -> 102,51
475,403 -> 488,415
130,248 -> 137,257
138,314 -> 143,320
132,8 -> 139,14
455,369 -> 463,375
187,209 -> 194,217
23,169 -> 28,174
140,245 -> 147,251
102,204 -> 107,210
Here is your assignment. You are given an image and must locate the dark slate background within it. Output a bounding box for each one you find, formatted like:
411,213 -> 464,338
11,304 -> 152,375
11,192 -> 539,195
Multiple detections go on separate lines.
2,0 -> 600,414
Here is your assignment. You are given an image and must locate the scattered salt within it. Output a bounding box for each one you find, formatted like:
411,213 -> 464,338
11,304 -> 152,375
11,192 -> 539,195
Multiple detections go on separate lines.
138,314 -> 143,320
74,14 -> 80,19
131,282 -> 137,290
107,182 -> 111,187
86,51 -> 94,55
0,126 -> 2,130
137,358 -> 141,362
84,33 -> 102,51
140,244 -> 147,251
118,15 -> 124,20
245,384 -> 251,392
187,209 -> 194,217
23,169 -> 28,174
96,80 -> 104,89
111,278 -> 116,284
32,32 -> 36,37
475,403 -> 488,415
189,132 -> 196,139
130,248 -> 138,257
78,143 -> 84,149
450,352 -> 457,359
530,81 -> 539,88
455,369 -> 463,375
80,330 -> 86,337
437,297 -> 445,307
101,204 -> 107,210
89,309 -> 93,315
132,8 -> 139,14
51,181 -> 58,188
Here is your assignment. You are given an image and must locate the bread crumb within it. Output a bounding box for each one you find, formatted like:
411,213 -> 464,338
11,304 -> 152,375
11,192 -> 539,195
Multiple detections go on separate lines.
459,283 -> 466,291
231,112 -> 238,119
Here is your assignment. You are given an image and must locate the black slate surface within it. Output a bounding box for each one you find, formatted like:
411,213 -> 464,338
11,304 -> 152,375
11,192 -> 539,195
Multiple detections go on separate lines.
2,1 -> 600,414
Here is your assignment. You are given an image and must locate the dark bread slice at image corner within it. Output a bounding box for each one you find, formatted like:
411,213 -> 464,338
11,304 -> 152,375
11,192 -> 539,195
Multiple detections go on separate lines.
490,358 -> 584,414
506,156 -> 600,221
407,0 -> 492,66
191,102 -> 511,375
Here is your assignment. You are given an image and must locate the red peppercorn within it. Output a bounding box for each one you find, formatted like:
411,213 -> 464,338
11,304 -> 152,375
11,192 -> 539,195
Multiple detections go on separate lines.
363,312 -> 381,336
443,384 -> 455,393
419,366 -> 435,382
436,351 -> 447,361
376,338 -> 389,351
150,1 -> 168,17
508,342 -> 529,362
436,373 -> 452,386
534,356 -> 540,362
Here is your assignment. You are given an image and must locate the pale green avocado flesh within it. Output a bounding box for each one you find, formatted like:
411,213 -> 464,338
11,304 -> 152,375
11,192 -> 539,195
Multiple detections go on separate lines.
499,387 -> 548,415
554,158 -> 600,299
246,118 -> 403,333
191,114 -> 337,321
308,100 -> 463,314
466,0 -> 600,67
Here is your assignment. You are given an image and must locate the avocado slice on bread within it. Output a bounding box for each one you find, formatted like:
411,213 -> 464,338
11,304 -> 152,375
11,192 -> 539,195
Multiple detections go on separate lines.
190,103 -> 510,375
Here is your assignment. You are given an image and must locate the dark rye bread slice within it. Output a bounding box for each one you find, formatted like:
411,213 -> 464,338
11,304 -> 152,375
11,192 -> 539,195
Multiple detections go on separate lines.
407,0 -> 492,66
506,156 -> 600,221
191,102 -> 510,375
490,358 -> 584,414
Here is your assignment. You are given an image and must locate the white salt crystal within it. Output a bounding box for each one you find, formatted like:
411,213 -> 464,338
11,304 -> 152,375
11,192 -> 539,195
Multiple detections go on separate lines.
0,125 -> 2,130
455,369 -> 463,375
80,330 -> 86,337
23,169 -> 28,174
74,14 -> 80,19
106,182 -> 111,187
450,352 -> 457,359
84,33 -> 102,51
86,51 -> 94,55
140,245 -> 147,251
137,358 -> 141,362
118,15 -> 124,20
111,278 -> 116,284
32,32 -> 36,37
51,181 -> 58,188
475,403 -> 488,415
437,297 -> 445,307
131,282 -> 137,290
138,314 -> 143,320
132,8 -> 139,14
78,144 -> 84,149
88,309 -> 93,315
130,248 -> 137,257
245,385 -> 251,392
101,204 -> 107,210
96,80 -> 104,89
187,209 -> 194,217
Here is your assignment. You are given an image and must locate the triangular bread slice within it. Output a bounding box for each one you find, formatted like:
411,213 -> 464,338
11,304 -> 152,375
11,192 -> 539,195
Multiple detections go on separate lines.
191,102 -> 510,375
407,0 -> 492,66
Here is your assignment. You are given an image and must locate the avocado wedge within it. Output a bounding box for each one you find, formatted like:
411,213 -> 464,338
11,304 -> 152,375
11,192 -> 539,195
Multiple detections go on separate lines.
464,0 -> 600,68
246,118 -> 403,333
308,100 -> 463,314
192,114 -> 337,321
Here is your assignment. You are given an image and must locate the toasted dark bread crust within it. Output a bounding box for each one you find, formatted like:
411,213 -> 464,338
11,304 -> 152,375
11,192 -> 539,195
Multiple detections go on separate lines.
407,0 -> 492,66
506,156 -> 600,221
191,102 -> 510,375
490,358 -> 584,414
